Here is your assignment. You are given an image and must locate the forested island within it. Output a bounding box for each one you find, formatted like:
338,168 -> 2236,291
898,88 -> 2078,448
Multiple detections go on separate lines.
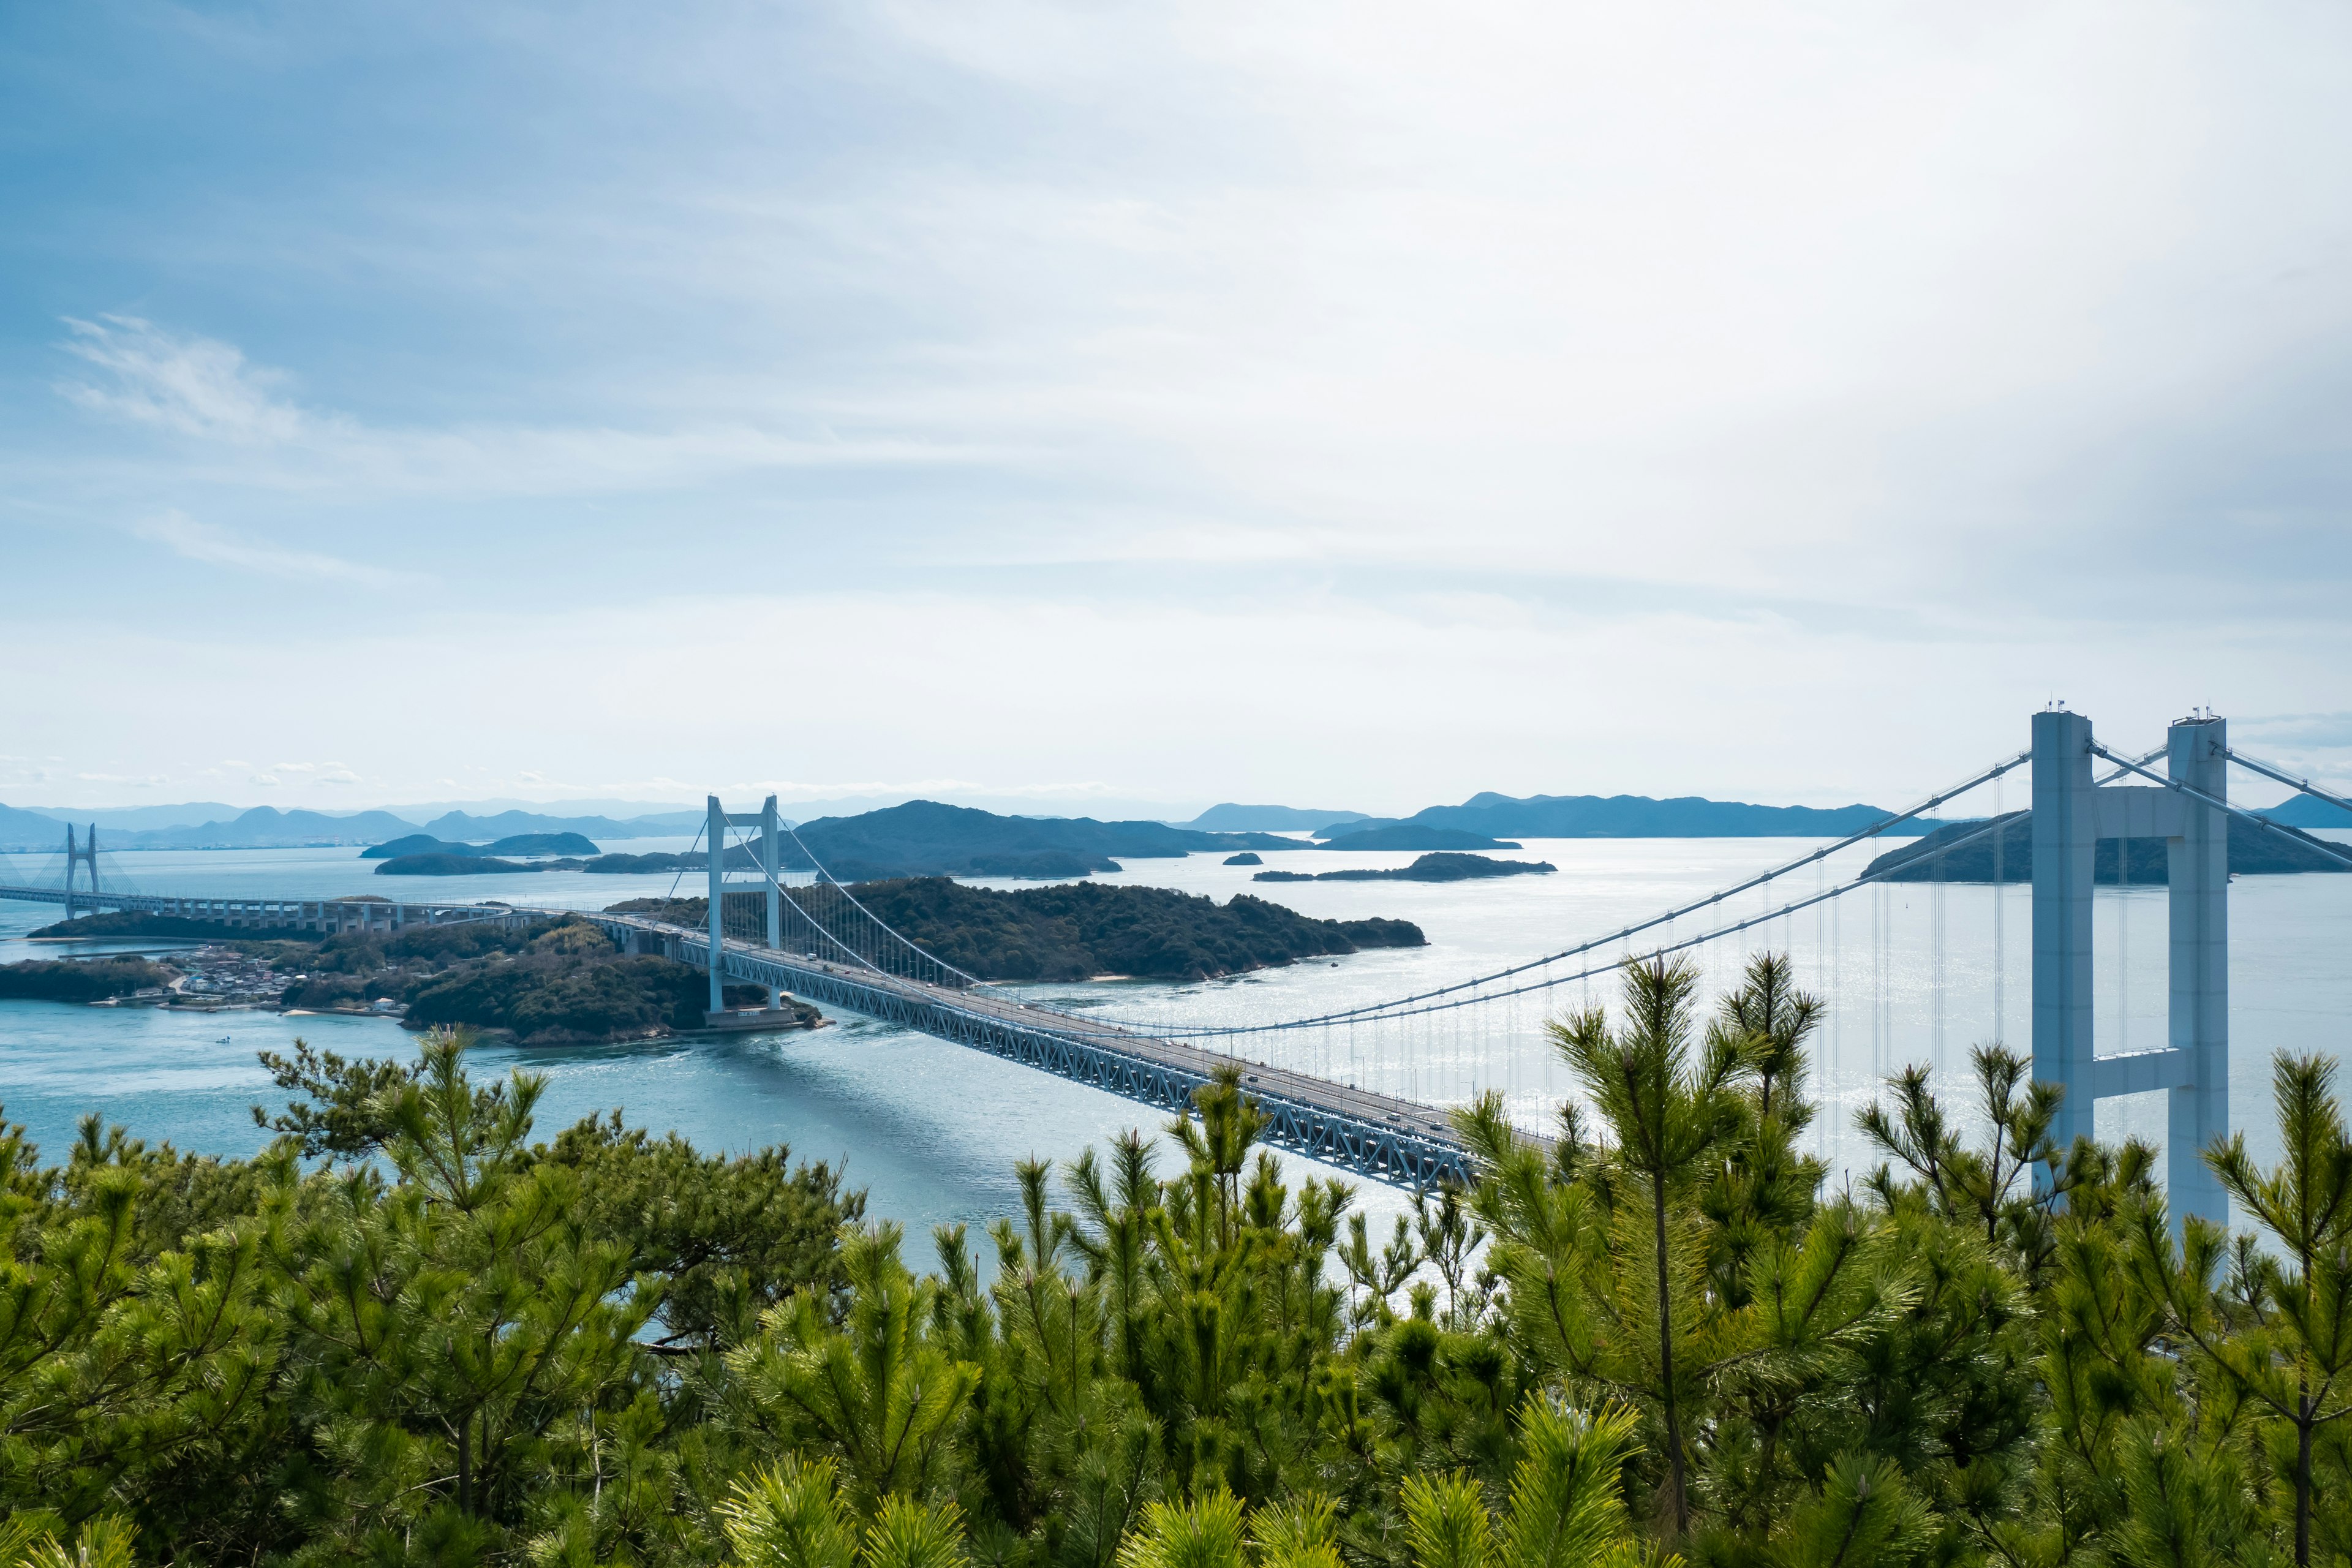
788,799 -> 1297,879
1254,852 -> 1557,883
612,878 -> 1424,981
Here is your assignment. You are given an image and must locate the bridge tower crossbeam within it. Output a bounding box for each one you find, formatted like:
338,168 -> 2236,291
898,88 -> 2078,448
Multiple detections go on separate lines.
706,794 -> 785,1017
2032,709 -> 2229,1229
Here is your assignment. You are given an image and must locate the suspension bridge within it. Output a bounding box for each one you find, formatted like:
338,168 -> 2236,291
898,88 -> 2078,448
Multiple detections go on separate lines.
4,708 -> 2350,1218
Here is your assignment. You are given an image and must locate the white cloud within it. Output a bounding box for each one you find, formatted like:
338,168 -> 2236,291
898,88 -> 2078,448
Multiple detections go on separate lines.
9,1 -> 2352,806
132,511 -> 413,587
59,315 -> 309,443
249,761 -> 364,788
56,315 -> 993,499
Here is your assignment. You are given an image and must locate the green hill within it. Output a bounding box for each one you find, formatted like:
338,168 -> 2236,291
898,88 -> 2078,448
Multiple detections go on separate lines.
611,878 -> 1424,982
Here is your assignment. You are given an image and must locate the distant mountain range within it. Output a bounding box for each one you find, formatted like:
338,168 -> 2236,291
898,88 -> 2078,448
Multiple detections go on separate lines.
1317,791 -> 1944,840
1314,825 -> 1521,852
14,782 -> 2328,863
0,801 -> 702,852
1183,804 -> 1370,831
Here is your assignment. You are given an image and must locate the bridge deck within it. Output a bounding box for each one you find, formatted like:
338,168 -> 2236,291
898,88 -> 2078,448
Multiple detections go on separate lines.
0,883 -> 1534,1187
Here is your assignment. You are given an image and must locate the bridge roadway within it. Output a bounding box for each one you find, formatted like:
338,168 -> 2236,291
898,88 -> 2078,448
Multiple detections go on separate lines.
0,883 -> 1518,1188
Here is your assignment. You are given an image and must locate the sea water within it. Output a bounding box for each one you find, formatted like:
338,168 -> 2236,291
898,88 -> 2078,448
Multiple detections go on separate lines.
2,835 -> 2347,1238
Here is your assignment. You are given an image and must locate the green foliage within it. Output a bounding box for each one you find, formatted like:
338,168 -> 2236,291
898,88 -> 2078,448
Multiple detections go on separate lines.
15,949 -> 2352,1568
251,1036 -> 418,1159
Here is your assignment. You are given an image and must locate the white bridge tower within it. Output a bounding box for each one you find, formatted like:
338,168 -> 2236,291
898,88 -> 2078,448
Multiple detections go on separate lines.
61,823 -> 100,922
2033,709 -> 2230,1227
705,794 -> 785,1020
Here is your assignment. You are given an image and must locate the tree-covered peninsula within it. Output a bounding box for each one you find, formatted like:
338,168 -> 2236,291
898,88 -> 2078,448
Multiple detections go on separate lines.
16,911 -> 819,1042
0,954 -> 176,1002
613,878 -> 1424,981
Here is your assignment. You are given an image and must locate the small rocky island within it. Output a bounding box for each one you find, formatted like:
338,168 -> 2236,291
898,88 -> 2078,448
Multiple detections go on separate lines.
1223,851 -> 1263,865
1254,851 -> 1556,883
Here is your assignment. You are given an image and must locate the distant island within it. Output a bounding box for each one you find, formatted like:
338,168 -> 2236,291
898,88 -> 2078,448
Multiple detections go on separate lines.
1863,811 -> 2352,883
0,802 -> 702,853
374,801 -> 1314,881
1254,852 -> 1556,884
785,800 -> 1297,880
377,843 -> 776,877
362,832 -> 600,859
2261,793 -> 2352,829
1315,825 -> 1520,852
1222,851 -> 1263,865
611,878 -> 1425,982
1312,791 -> 1943,840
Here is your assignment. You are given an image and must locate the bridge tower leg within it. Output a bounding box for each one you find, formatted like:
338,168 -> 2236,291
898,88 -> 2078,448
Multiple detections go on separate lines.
2168,715 -> 2229,1229
762,795 -> 782,1009
2032,709 -> 2098,1158
707,795 -> 726,1014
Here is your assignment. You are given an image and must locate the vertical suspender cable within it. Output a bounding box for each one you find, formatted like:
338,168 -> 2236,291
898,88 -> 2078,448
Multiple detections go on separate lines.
2117,835 -> 2130,1055
1932,852 -> 1947,1067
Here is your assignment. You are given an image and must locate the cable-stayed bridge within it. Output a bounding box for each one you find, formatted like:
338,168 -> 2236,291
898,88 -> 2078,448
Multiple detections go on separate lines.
4,708 -> 2349,1216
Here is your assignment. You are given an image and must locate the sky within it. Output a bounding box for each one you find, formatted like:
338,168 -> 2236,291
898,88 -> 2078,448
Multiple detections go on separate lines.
3,1 -> 2349,818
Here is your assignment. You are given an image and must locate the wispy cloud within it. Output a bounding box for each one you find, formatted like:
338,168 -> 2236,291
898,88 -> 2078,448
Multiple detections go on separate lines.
2239,712 -> 2352,750
132,511 -> 416,586
246,761 -> 364,788
55,315 -> 993,499
59,315 -> 311,443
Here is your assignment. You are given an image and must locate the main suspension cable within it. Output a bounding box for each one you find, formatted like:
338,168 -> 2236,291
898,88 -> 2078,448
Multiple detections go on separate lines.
2090,745 -> 2352,873
2223,747 -> 2352,824
1104,750 -> 2030,1037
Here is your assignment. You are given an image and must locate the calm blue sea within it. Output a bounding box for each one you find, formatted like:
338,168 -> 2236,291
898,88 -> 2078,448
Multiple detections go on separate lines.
4,834 -> 2347,1237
